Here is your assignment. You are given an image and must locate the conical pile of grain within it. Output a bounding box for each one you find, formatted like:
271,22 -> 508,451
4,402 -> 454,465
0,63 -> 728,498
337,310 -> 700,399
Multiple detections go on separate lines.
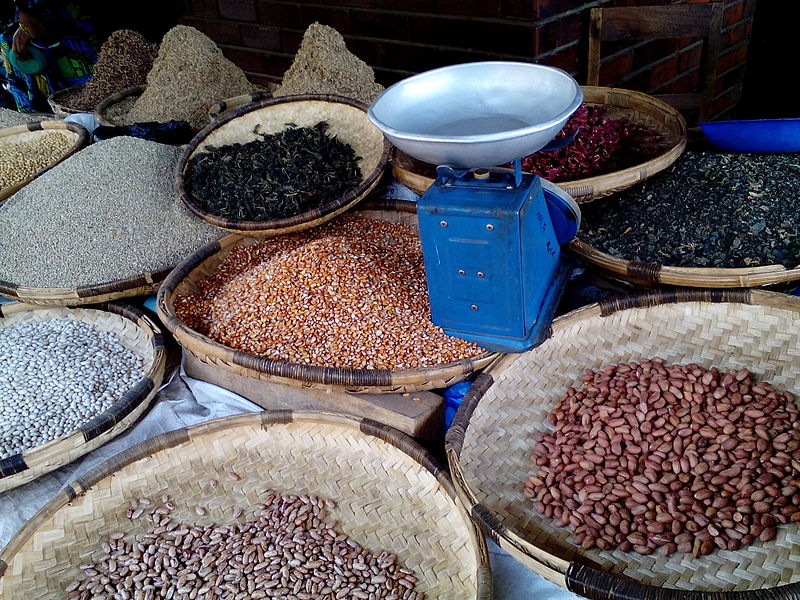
127,25 -> 257,130
273,23 -> 383,105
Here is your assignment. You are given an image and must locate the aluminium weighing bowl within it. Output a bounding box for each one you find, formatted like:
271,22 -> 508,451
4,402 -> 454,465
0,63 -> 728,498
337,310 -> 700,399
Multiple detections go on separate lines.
368,61 -> 583,168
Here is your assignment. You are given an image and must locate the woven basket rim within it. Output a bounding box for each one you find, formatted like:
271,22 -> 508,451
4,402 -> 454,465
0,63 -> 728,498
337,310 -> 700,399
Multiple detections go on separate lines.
0,410 -> 493,598
207,89 -> 274,121
0,301 -> 167,492
445,287 -> 800,599
568,237 -> 800,288
93,84 -> 147,126
0,120 -> 90,204
175,93 -> 392,234
156,200 -> 499,391
0,262 -> 173,306
46,84 -> 85,115
391,85 -> 687,202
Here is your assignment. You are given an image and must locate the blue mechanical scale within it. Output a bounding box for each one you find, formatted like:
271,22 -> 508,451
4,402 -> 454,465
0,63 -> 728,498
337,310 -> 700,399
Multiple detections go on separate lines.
367,61 -> 585,353
417,164 -> 578,353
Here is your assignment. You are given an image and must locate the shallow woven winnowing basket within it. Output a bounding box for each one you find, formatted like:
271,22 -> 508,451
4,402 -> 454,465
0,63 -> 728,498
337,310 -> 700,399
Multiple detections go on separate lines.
157,199 -> 499,393
0,411 -> 492,600
446,289 -> 800,599
0,120 -> 89,202
176,93 -> 391,236
0,302 -> 166,492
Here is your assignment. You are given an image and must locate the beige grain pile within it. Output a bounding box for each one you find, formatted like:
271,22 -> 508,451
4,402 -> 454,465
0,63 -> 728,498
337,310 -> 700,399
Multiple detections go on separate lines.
127,25 -> 257,130
59,29 -> 157,112
274,23 -> 383,105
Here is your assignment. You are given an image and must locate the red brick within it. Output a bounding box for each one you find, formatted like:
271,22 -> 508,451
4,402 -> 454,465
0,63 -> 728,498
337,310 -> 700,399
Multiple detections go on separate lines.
375,0 -> 430,10
534,0 -> 578,20
264,53 -> 294,76
300,5 -> 352,34
246,72 -> 281,88
179,16 -> 207,32
350,8 -> 407,39
345,37 -> 383,65
649,56 -> 679,88
540,44 -> 579,74
500,0 -> 533,20
240,23 -> 281,49
258,1 -> 303,28
407,15 -> 474,49
218,0 -> 257,21
716,44 -> 747,72
725,21 -> 748,46
187,0 -> 219,19
558,13 -> 582,47
724,0 -> 745,26
598,50 -> 633,85
204,20 -> 242,45
678,44 -> 702,72
467,20 -> 536,55
535,20 -> 558,55
438,0 -> 500,17
280,28 -> 304,53
220,46 -> 268,72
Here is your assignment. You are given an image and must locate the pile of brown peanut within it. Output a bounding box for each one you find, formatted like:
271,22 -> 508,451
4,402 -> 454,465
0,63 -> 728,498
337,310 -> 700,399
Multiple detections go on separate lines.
0,132 -> 73,190
526,358 -> 800,557
64,490 -> 422,600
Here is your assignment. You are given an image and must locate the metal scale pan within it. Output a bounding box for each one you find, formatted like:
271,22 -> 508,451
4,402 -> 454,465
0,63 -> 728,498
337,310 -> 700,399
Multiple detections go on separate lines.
368,62 -> 584,353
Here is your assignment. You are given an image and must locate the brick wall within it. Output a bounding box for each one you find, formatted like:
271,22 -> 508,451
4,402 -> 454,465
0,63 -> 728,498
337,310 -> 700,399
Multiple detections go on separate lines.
178,0 -> 757,119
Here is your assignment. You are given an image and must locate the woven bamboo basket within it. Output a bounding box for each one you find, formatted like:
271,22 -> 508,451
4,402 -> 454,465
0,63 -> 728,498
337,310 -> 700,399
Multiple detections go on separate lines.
176,93 -> 391,236
0,410 -> 492,599
0,301 -> 166,492
0,262 -> 175,306
446,288 -> 800,599
207,89 -> 274,121
93,84 -> 146,127
157,199 -> 499,393
392,86 -> 687,202
0,120 -> 89,202
568,239 -> 800,289
46,85 -> 85,118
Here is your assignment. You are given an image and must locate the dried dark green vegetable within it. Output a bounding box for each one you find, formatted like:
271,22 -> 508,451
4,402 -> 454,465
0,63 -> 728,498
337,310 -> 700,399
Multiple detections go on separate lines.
186,121 -> 362,221
579,151 -> 800,268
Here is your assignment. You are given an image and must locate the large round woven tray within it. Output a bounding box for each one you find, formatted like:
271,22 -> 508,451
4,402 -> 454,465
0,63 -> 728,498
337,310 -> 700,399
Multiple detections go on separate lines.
0,120 -> 89,202
0,410 -> 492,599
392,86 -> 687,202
46,85 -> 85,118
176,93 -> 391,236
93,84 -> 146,127
446,288 -> 800,599
568,239 -> 800,289
157,199 -> 499,393
0,301 -> 166,492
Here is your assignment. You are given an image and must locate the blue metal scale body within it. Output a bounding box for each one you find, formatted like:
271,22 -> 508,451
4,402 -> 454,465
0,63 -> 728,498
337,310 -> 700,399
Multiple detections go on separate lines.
417,165 -> 576,353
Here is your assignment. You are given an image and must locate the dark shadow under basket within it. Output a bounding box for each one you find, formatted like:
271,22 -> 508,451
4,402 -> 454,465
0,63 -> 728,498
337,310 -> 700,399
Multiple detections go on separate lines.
157,199 -> 499,393
176,94 -> 391,237
0,301 -> 166,492
446,288 -> 800,599
0,120 -> 89,203
569,237 -> 800,288
392,86 -> 687,203
0,411 -> 492,599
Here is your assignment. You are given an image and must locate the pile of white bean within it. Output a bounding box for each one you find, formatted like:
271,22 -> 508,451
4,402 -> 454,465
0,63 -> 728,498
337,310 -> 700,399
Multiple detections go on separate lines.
0,318 -> 145,458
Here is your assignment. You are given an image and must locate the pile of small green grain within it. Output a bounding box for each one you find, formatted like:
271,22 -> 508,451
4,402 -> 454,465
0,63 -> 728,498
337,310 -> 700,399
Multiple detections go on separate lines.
0,136 -> 223,288
127,25 -> 258,131
274,22 -> 383,105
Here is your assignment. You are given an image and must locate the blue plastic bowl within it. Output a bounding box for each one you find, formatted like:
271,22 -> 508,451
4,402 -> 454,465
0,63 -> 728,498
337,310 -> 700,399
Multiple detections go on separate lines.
699,118 -> 800,153
8,46 -> 48,75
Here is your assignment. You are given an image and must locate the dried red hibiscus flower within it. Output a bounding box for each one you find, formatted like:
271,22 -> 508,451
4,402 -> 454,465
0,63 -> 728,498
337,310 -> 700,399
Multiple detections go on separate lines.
510,104 -> 668,182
